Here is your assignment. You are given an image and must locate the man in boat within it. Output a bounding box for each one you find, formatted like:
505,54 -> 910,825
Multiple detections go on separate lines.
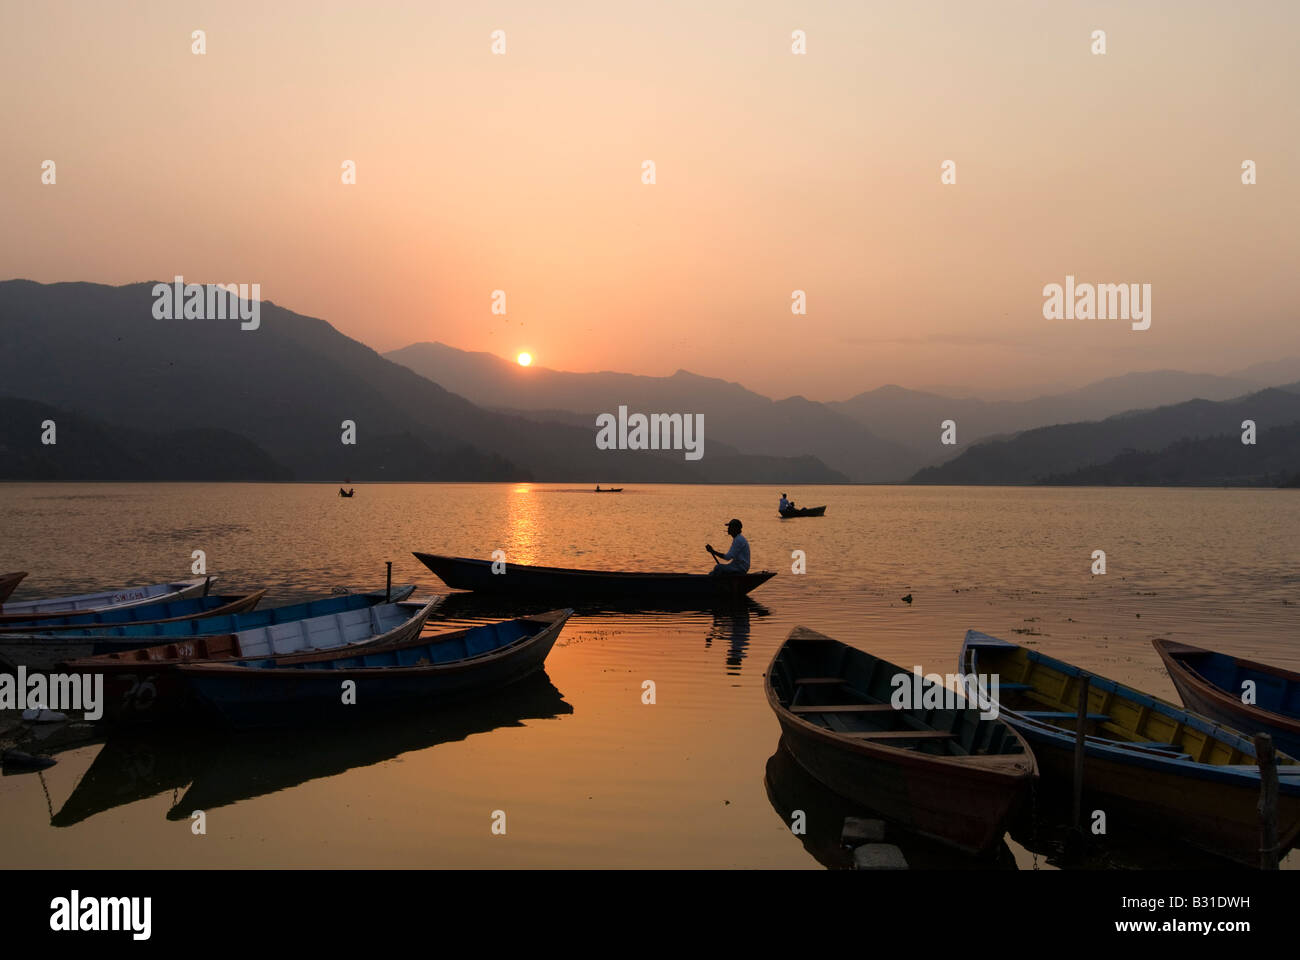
707,519 -> 750,576
779,492 -> 790,513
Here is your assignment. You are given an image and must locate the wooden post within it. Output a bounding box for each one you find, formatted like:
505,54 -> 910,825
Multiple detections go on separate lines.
385,561 -> 392,603
1072,674 -> 1090,831
1255,733 -> 1279,870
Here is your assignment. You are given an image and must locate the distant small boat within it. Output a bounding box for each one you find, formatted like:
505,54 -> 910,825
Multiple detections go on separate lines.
0,577 -> 216,624
1,587 -> 417,671
0,571 -> 28,605
1154,639 -> 1300,759
339,488 -> 355,498
962,630 -> 1300,864
413,552 -> 775,603
767,627 -> 1036,856
594,486 -> 623,493
64,594 -> 443,722
176,609 -> 573,728
780,505 -> 826,518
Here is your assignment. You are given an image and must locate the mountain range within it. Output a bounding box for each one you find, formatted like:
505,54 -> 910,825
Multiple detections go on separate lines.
4,279 -> 1300,485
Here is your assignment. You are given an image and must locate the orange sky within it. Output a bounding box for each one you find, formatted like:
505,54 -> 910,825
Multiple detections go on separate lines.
2,1 -> 1297,399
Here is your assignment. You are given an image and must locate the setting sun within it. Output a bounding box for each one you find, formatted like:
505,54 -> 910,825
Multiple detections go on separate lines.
517,352 -> 532,367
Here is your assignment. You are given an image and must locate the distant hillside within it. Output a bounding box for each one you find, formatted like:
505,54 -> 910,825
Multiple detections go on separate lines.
910,386 -> 1300,483
386,342 -> 926,481
829,370 -> 1264,465
0,397 -> 292,480
0,281 -> 840,483
1042,423 -> 1300,486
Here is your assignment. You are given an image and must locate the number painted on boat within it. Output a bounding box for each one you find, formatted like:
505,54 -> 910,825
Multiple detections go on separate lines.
121,675 -> 159,712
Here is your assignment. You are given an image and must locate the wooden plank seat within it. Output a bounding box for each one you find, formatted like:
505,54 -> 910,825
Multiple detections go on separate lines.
791,703 -> 897,714
842,730 -> 956,740
1019,711 -> 1111,722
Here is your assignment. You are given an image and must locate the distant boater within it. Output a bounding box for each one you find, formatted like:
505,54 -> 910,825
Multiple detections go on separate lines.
778,492 -> 791,513
706,519 -> 750,576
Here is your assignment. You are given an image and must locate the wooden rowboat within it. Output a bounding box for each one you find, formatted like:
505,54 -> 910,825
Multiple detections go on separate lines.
779,505 -> 826,518
64,594 -> 443,722
176,609 -> 573,728
0,576 -> 214,623
1154,638 -> 1300,760
766,627 -> 1036,856
0,590 -> 264,634
413,552 -> 774,604
962,630 -> 1300,865
0,572 -> 27,605
2,587 -> 416,671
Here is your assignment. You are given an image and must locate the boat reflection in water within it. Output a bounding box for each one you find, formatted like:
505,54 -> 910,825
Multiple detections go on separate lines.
51,674 -> 571,827
763,738 -> 1017,870
705,601 -> 768,674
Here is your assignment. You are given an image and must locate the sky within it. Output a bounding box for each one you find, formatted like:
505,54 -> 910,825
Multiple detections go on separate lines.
2,1 -> 1297,401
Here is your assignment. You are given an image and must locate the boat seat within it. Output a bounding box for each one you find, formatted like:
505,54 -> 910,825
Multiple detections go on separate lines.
791,704 -> 896,713
1020,711 -> 1110,722
795,677 -> 847,686
997,683 -> 1032,691
843,730 -> 955,740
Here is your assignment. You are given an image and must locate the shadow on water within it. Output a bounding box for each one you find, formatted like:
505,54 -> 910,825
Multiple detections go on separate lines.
429,591 -> 771,621
763,738 -> 1018,870
1008,783 -> 1252,871
51,673 -> 572,827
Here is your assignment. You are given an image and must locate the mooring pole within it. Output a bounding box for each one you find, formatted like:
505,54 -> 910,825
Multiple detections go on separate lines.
386,561 -> 392,603
1255,733 -> 1279,870
1072,674 -> 1090,831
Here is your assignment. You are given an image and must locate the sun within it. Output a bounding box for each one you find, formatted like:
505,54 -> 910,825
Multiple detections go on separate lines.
516,352 -> 532,367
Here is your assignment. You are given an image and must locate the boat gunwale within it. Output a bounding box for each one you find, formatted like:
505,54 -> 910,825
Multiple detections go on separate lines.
961,631 -> 1300,788
175,608 -> 572,679
1153,638 -> 1300,740
765,627 -> 1038,783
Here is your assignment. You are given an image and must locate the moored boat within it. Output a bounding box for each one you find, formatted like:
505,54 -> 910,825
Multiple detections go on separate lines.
63,593 -> 443,722
779,505 -> 826,518
2,587 -> 416,670
962,630 -> 1300,865
0,572 -> 27,605
0,577 -> 215,624
413,552 -> 774,603
1154,638 -> 1300,759
176,609 -> 573,728
766,626 -> 1036,856
0,590 -> 264,634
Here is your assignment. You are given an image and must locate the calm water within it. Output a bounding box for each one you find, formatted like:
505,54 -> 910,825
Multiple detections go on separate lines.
1,483 -> 1298,869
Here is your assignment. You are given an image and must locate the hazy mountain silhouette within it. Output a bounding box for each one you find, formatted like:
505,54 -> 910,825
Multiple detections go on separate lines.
0,281 -> 843,483
828,370 -> 1266,463
387,342 -> 926,481
0,397 -> 292,480
1041,423 -> 1300,486
911,386 -> 1300,483
388,342 -> 1291,480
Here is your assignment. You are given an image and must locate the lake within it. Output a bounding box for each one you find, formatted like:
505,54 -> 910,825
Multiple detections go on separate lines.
1,482 -> 1297,868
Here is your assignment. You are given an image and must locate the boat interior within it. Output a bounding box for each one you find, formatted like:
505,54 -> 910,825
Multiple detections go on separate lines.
966,642 -> 1297,768
1171,647 -> 1300,718
773,632 -> 1029,759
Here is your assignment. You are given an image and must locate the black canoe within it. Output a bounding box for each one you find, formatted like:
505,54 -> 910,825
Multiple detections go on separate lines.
413,552 -> 775,603
766,626 -> 1036,856
780,506 -> 826,518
